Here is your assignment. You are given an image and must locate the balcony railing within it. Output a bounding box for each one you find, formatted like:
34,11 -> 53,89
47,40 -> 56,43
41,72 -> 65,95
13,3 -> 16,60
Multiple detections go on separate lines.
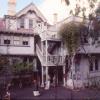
36,44 -> 63,66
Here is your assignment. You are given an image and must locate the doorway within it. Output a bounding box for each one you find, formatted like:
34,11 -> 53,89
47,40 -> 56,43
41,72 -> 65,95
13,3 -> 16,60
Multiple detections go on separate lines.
48,66 -> 63,86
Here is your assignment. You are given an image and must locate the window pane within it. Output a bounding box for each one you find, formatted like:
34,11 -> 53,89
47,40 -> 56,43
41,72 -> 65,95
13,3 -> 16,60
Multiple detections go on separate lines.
95,58 -> 98,70
22,41 -> 28,45
20,18 -> 24,28
29,19 -> 33,29
14,36 -> 19,40
14,40 -> 20,45
89,61 -> 93,71
4,40 -> 10,44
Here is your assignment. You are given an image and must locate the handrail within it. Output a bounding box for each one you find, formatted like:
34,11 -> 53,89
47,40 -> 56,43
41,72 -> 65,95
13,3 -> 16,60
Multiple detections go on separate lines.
47,55 -> 63,65
36,44 -> 64,66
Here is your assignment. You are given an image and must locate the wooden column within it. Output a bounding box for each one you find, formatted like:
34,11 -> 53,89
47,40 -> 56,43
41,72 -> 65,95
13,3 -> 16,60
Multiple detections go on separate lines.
41,66 -> 44,87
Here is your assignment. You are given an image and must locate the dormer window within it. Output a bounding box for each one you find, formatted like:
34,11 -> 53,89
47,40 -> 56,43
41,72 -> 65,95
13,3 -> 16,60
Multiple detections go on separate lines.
29,19 -> 33,29
20,18 -> 24,28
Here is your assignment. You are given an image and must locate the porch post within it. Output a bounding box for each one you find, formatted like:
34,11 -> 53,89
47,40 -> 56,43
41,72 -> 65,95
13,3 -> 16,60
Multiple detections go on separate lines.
41,66 -> 44,87
33,58 -> 37,71
45,66 -> 48,84
45,39 -> 48,84
63,65 -> 66,86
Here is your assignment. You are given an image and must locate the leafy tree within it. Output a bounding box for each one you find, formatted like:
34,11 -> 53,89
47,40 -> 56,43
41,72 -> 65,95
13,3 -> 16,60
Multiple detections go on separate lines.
0,56 -> 9,75
58,22 -> 86,88
12,61 -> 33,74
63,0 -> 97,18
60,0 -> 100,88
0,56 -> 11,98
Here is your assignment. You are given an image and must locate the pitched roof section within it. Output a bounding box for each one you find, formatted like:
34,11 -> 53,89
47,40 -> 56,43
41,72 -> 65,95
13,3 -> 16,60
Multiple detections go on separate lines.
16,3 -> 47,22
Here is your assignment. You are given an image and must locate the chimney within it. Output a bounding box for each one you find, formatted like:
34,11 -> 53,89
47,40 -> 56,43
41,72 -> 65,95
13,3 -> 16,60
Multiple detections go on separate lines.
53,13 -> 58,24
8,0 -> 16,16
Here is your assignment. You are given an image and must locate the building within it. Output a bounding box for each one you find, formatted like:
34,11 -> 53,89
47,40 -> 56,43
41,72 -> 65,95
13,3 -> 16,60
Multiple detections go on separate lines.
0,1 -> 100,89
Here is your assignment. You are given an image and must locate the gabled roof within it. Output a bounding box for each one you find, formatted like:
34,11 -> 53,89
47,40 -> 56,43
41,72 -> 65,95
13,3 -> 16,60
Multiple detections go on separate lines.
16,3 -> 47,22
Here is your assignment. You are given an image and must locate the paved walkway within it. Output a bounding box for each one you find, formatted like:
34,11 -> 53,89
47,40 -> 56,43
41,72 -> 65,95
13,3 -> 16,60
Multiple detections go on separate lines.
10,86 -> 100,100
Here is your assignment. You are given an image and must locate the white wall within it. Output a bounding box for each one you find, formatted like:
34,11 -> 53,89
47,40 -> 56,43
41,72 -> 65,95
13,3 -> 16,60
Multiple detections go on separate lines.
5,18 -> 17,30
0,36 -> 35,55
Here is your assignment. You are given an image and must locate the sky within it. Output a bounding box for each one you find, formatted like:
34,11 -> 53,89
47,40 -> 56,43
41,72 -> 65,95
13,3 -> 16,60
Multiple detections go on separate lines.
0,0 -> 68,24
0,0 -> 99,24
0,0 -> 43,17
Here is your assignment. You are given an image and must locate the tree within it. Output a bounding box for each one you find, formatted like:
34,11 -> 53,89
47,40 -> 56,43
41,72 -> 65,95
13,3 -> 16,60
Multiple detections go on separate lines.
58,22 -> 86,88
63,0 -> 98,18
59,0 -> 100,89
0,56 -> 10,99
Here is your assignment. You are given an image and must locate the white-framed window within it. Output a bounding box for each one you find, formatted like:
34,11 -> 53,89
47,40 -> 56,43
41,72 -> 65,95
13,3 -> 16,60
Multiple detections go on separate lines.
13,36 -> 20,45
94,58 -> 99,71
4,39 -> 10,44
38,23 -> 41,28
20,18 -> 24,28
89,57 -> 99,72
29,19 -> 33,29
37,21 -> 42,29
22,37 -> 29,46
22,41 -> 28,45
3,36 -> 11,45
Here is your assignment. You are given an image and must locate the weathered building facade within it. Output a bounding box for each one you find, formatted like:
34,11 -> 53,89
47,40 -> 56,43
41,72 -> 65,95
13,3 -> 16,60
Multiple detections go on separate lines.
0,1 -> 100,89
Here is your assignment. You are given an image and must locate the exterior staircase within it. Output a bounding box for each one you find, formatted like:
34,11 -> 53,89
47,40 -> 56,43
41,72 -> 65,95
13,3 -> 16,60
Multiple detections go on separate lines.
36,44 -> 63,66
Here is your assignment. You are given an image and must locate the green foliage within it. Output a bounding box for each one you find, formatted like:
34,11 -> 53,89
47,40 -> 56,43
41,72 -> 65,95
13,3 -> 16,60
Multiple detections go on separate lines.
63,0 -> 97,18
0,56 -> 9,73
12,61 -> 33,74
58,22 -> 82,56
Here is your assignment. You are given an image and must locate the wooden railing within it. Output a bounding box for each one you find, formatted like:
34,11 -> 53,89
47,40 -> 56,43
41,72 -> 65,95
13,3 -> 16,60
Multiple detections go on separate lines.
36,44 -> 63,66
47,55 -> 63,65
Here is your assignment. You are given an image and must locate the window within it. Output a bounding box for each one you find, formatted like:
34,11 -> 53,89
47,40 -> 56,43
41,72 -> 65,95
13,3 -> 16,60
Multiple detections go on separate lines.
89,61 -> 93,71
4,40 -> 10,44
75,64 -> 80,72
13,36 -> 20,45
22,41 -> 28,45
22,37 -> 29,46
29,19 -> 33,29
44,22 -> 47,26
38,23 -> 41,27
83,35 -> 88,44
89,57 -> 99,72
20,18 -> 24,28
14,40 -> 20,45
95,58 -> 99,71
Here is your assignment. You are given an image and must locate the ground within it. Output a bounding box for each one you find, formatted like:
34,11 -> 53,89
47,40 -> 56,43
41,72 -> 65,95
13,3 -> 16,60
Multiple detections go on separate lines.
10,85 -> 100,100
